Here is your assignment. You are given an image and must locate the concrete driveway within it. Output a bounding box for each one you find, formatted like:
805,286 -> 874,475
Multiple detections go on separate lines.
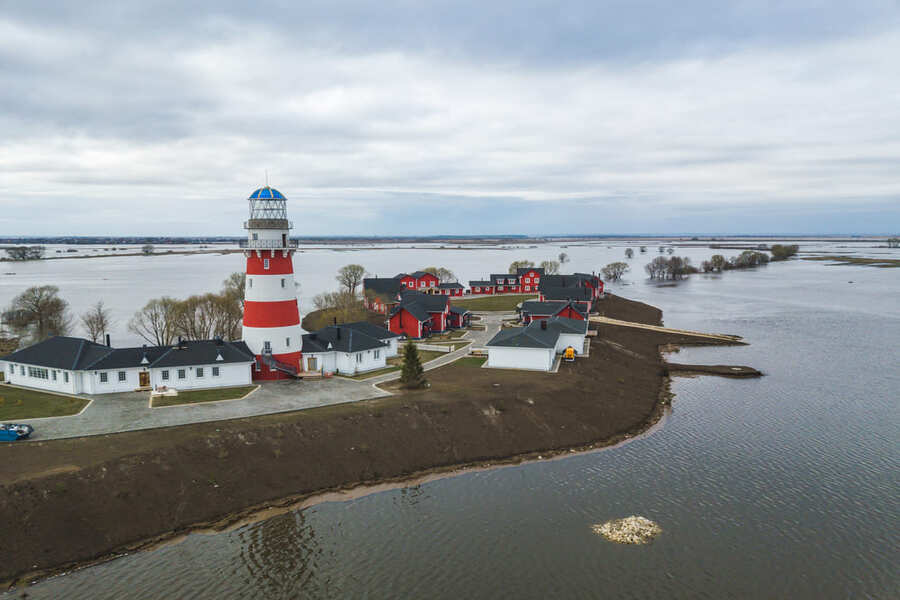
25,377 -> 390,441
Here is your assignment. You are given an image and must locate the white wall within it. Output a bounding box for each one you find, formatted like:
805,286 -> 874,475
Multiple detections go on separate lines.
555,333 -> 586,355
81,366 -> 145,394
151,362 -> 252,391
245,273 -> 300,302
304,348 -> 387,375
242,323 -> 304,356
383,337 -> 399,358
1,361 -> 79,395
487,346 -> 554,371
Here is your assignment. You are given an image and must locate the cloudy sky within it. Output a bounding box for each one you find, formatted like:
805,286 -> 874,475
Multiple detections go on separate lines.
2,1 -> 899,236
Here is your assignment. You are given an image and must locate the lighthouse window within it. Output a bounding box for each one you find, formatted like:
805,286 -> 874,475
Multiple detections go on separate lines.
248,278 -> 252,288
281,278 -> 285,288
263,258 -> 270,270
263,341 -> 272,353
285,337 -> 290,347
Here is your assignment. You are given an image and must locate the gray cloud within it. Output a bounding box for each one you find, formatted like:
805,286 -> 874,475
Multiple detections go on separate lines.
1,1 -> 899,235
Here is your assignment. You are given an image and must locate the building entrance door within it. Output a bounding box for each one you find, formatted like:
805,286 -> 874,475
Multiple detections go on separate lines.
139,371 -> 150,387
308,357 -> 318,371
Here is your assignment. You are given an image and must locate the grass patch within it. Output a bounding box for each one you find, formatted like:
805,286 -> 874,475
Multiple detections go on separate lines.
0,385 -> 89,419
152,385 -> 257,408
455,356 -> 488,368
803,255 -> 900,268
450,294 -> 537,311
343,349 -> 451,380
344,365 -> 400,380
425,329 -> 468,341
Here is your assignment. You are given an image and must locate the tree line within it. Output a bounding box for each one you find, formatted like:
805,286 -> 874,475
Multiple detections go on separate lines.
3,246 -> 45,260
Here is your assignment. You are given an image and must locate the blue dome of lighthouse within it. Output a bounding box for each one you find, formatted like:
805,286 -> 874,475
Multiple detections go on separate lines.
248,186 -> 286,200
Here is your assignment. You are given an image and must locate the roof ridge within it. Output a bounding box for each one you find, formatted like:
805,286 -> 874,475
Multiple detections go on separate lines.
148,346 -> 177,368
80,345 -> 118,370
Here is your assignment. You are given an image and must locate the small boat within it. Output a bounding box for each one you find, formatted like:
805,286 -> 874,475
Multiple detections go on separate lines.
0,423 -> 34,442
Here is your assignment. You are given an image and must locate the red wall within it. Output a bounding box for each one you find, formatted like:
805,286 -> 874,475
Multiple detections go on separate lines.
389,309 -> 425,338
252,350 -> 302,380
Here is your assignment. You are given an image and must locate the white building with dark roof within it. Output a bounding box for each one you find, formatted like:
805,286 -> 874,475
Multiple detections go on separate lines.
300,322 -> 397,375
1,336 -> 255,395
485,317 -> 588,371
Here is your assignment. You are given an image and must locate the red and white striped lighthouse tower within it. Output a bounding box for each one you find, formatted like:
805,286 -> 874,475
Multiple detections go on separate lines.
241,185 -> 303,379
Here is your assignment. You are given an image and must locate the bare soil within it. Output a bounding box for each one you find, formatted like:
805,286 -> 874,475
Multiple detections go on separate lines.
0,294 -> 746,586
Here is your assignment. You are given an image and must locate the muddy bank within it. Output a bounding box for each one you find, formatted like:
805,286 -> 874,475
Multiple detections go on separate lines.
666,363 -> 762,378
0,294 -> 744,586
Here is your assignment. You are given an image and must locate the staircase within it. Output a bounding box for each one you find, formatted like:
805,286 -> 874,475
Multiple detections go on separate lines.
260,352 -> 298,377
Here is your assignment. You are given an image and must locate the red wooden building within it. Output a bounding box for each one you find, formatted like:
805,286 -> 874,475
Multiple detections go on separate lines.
519,300 -> 588,324
387,291 -> 451,338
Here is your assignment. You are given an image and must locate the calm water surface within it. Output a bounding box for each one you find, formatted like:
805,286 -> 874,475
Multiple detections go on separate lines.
8,244 -> 900,598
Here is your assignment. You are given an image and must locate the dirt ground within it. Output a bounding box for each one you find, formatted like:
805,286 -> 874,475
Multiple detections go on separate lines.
0,294 -> 744,586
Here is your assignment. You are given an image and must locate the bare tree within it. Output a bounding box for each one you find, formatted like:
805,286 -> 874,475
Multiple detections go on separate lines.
222,272 -> 246,307
887,237 -> 900,248
601,262 -> 629,281
558,252 -> 569,264
4,285 -> 70,343
508,260 -> 535,274
422,266 -> 457,282
625,248 -> 634,259
645,256 -> 669,279
710,254 -> 727,272
639,246 -> 647,253
173,293 -> 241,340
336,264 -> 366,294
80,300 -> 113,343
540,260 -> 561,275
128,297 -> 179,346
141,244 -> 154,255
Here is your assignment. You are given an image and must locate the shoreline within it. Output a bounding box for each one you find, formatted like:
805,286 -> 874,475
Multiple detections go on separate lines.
0,294 -> 749,589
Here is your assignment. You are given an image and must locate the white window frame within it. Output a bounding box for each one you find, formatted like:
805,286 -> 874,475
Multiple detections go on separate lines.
64,371 -> 69,383
285,337 -> 290,347
374,350 -> 380,359
100,372 -> 108,383
161,370 -> 170,380
263,258 -> 270,270
212,366 -> 220,377
196,367 -> 204,378
118,371 -> 127,382
281,278 -> 285,288
177,369 -> 186,379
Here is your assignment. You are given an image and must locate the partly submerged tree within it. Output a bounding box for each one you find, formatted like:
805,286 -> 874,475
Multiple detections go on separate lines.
887,237 -> 900,248
80,300 -> 113,343
558,252 -> 569,264
769,244 -> 799,261
539,260 -> 560,275
601,262 -> 629,281
141,244 -> 154,255
400,342 -> 428,389
5,246 -> 45,261
336,264 -> 366,294
4,285 -> 70,343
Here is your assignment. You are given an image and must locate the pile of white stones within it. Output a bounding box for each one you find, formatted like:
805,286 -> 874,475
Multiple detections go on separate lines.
592,516 -> 661,544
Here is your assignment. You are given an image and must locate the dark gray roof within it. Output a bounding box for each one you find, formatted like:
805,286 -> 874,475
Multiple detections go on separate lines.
490,273 -> 519,283
1,336 -> 254,370
302,326 -> 387,354
389,291 -> 447,322
521,300 -> 588,319
516,266 -> 545,276
438,282 -> 463,289
449,306 -> 470,315
339,321 -> 401,340
486,316 -> 586,349
0,336 -> 110,370
540,286 -> 592,302
539,274 -> 587,289
469,280 -> 494,286
486,323 -> 558,349
363,277 -> 403,299
145,340 -> 255,368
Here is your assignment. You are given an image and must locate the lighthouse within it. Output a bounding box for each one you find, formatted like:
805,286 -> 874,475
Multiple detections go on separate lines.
241,185 -> 303,379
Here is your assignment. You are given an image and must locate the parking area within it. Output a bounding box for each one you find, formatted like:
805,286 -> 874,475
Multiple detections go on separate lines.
23,377 -> 389,441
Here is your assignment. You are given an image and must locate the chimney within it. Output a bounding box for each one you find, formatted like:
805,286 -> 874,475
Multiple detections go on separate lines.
214,336 -> 223,346
540,320 -> 547,330
105,333 -> 111,347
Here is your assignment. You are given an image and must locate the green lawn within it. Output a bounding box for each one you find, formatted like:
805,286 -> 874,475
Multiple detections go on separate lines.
151,385 -> 258,408
454,356 -> 488,368
451,294 -> 537,311
0,385 -> 90,420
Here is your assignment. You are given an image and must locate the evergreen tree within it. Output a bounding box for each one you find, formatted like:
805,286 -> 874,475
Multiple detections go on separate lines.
400,342 -> 427,389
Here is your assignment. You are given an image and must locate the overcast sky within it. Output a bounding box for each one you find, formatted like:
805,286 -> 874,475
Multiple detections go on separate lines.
2,1 -> 899,236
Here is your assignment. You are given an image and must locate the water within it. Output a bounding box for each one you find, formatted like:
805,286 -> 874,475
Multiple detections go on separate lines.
9,243 -> 900,598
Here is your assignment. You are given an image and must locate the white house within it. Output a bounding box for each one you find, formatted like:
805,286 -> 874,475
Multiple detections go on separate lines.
300,322 -> 393,376
485,317 -> 589,372
338,321 -> 402,358
1,336 -> 255,395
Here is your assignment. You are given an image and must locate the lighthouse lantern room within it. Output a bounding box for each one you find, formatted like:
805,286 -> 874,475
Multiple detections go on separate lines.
241,186 -> 303,379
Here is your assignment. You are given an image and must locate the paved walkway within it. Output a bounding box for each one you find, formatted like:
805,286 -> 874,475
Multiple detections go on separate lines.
362,312 -> 506,385
588,315 -> 744,342
25,378 -> 390,441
